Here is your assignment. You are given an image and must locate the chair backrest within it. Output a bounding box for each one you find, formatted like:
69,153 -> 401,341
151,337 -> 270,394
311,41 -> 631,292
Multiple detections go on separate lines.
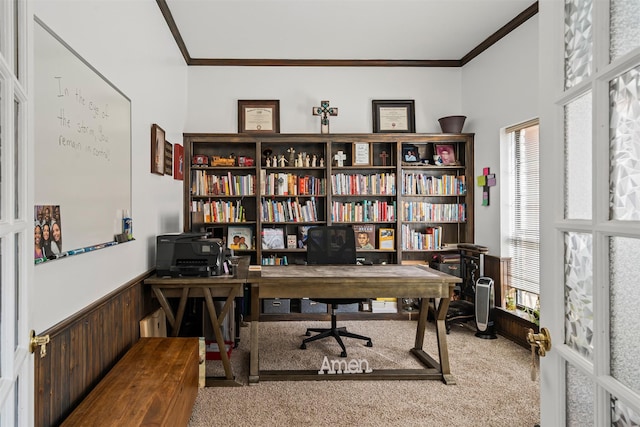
306,226 -> 356,265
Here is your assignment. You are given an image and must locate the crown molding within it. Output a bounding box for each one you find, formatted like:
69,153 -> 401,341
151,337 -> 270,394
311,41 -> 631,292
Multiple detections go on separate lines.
157,0 -> 538,68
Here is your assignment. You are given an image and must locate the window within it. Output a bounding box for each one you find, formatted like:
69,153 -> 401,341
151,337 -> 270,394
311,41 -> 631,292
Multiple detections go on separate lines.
502,120 -> 540,310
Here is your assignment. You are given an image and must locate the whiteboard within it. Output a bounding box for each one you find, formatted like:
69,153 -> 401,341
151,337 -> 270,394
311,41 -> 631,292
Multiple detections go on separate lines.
34,18 -> 131,253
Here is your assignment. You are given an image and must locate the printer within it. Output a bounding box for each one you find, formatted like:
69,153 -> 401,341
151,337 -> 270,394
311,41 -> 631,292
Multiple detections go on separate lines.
156,233 -> 226,277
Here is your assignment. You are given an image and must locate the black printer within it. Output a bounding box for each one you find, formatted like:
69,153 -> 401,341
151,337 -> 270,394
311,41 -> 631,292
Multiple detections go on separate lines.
156,233 -> 225,277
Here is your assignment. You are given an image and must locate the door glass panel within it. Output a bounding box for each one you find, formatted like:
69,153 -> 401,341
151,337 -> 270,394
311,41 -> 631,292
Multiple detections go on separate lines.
609,236 -> 640,394
565,0 -> 593,89
0,80 -> 3,220
14,98 -> 20,219
564,92 -> 592,219
611,397 -> 640,426
14,235 -> 19,351
610,0 -> 640,62
0,237 -> 2,377
566,363 -> 594,426
610,65 -> 640,220
564,232 -> 593,360
13,0 -> 19,78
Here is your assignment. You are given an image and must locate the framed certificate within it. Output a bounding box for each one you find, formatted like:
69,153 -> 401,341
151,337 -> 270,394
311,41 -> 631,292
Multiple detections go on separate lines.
238,100 -> 280,133
352,142 -> 371,166
372,100 -> 415,133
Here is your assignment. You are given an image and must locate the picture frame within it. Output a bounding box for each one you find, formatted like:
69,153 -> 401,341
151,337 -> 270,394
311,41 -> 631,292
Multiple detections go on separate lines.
151,123 -> 165,175
353,224 -> 375,251
262,227 -> 285,250
372,100 -> 415,133
173,144 -> 184,180
164,140 -> 173,176
402,144 -> 420,163
378,228 -> 395,250
227,226 -> 253,250
435,144 -> 457,165
352,142 -> 371,166
238,100 -> 280,133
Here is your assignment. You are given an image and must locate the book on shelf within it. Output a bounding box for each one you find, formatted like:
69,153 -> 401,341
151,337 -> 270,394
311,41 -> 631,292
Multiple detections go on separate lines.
352,224 -> 375,251
227,225 -> 253,250
287,234 -> 297,249
297,225 -> 313,249
262,227 -> 285,250
378,228 -> 394,250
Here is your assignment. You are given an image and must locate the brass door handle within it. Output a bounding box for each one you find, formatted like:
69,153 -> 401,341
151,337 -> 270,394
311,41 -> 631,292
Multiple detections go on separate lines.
30,330 -> 50,358
527,327 -> 551,381
527,327 -> 552,357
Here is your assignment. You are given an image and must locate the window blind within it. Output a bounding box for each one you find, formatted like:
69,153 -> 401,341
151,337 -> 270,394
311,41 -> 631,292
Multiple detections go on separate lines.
507,123 -> 540,295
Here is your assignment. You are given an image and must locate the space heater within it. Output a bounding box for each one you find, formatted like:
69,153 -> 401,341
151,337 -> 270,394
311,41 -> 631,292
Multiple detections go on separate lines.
475,277 -> 497,339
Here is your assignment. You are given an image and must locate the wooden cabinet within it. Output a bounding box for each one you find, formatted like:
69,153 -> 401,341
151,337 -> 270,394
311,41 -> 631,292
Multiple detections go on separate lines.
182,133 -> 474,317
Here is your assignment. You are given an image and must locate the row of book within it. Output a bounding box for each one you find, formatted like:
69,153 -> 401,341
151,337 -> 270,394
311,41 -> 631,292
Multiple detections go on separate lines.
401,173 -> 466,196
401,202 -> 466,222
260,197 -> 319,223
190,199 -> 246,223
331,173 -> 396,196
191,170 -> 256,196
401,225 -> 443,250
330,200 -> 396,223
259,171 -> 326,196
261,256 -> 289,265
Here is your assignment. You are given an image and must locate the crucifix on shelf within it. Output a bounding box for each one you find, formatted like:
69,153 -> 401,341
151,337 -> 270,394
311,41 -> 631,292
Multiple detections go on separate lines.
379,151 -> 389,166
312,100 -> 338,134
334,150 -> 346,167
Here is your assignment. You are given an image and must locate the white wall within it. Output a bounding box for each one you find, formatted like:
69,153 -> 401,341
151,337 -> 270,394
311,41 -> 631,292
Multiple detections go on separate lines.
186,67 -> 463,133
32,0 -> 187,331
461,16 -> 539,254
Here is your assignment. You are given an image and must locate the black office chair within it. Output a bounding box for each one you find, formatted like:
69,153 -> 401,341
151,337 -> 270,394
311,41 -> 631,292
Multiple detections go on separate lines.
300,226 -> 373,357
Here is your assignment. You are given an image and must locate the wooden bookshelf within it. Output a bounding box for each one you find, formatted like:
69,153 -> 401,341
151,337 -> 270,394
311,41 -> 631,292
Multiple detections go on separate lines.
182,133 -> 474,318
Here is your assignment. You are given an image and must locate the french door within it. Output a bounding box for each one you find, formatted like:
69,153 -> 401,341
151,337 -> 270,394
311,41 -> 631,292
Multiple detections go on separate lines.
539,0 -> 640,425
0,0 -> 33,425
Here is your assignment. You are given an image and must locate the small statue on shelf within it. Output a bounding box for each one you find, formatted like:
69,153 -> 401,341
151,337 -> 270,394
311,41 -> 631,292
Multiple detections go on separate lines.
311,154 -> 318,167
287,147 -> 296,165
297,153 -> 304,167
278,154 -> 287,167
304,154 -> 311,168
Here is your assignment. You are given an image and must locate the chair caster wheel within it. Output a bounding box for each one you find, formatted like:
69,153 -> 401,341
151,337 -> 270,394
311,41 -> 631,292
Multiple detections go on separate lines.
300,343 -> 307,350
366,341 -> 373,347
340,351 -> 347,358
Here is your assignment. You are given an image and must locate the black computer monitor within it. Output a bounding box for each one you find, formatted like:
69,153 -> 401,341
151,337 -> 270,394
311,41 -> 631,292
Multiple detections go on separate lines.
306,226 -> 356,265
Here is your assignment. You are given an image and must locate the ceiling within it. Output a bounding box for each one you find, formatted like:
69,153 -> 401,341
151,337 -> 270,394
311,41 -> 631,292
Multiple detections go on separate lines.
161,0 -> 538,66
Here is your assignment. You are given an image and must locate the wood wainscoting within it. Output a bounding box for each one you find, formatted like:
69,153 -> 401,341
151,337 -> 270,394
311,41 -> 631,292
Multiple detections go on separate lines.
34,270 -> 157,427
484,255 -> 538,349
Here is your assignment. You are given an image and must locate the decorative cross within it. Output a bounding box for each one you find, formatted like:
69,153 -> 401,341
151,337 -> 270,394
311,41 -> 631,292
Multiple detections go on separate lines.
477,167 -> 497,206
379,151 -> 389,166
312,100 -> 338,134
334,151 -> 346,167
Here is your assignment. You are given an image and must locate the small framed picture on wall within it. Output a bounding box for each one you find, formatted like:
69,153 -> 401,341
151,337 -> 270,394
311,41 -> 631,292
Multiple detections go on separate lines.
164,140 -> 173,176
151,124 -> 165,175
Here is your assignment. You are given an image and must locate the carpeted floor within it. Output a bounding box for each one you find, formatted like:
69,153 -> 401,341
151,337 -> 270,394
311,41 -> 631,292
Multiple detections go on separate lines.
190,320 -> 540,427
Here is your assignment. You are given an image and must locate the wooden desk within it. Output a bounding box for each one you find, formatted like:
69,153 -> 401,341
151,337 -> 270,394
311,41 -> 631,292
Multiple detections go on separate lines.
144,257 -> 250,387
250,264 -> 461,385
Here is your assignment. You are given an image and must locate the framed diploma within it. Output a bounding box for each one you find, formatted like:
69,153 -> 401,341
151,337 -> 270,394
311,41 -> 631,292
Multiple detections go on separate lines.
352,142 -> 371,166
372,100 -> 415,133
238,100 -> 280,133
